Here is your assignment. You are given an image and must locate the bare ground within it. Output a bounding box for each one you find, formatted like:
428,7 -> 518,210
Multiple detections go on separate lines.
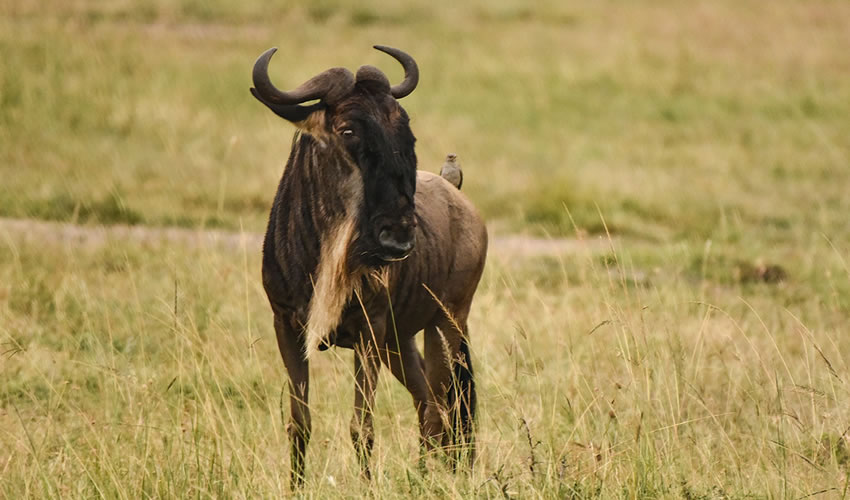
0,217 -> 611,258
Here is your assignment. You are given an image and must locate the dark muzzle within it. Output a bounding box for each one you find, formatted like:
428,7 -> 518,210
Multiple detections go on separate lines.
377,225 -> 415,261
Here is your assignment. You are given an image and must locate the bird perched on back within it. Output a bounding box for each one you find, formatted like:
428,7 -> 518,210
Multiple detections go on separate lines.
440,153 -> 463,189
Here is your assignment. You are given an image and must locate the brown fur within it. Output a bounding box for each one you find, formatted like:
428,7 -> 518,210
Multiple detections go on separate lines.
253,46 -> 486,488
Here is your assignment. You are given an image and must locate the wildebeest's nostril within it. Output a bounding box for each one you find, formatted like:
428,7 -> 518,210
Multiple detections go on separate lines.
379,229 -> 414,255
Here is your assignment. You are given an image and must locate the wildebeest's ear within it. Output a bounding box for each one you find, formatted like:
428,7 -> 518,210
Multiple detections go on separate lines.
250,88 -> 330,136
250,88 -> 325,122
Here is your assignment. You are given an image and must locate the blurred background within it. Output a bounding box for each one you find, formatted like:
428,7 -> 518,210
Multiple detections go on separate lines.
3,0 -> 848,244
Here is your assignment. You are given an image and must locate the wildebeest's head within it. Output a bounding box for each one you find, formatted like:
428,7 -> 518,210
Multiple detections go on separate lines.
251,46 -> 419,265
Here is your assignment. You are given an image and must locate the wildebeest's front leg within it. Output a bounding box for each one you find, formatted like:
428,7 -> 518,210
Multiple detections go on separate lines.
351,339 -> 380,479
274,313 -> 310,489
381,335 -> 428,456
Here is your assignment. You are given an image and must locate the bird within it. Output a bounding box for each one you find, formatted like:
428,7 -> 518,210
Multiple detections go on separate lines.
440,153 -> 463,189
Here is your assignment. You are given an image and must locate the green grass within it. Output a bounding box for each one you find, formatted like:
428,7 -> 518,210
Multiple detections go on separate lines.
3,0 -> 849,242
2,228 -> 849,497
2,0 -> 850,497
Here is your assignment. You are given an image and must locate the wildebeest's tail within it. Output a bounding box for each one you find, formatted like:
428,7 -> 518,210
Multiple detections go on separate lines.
447,335 -> 476,467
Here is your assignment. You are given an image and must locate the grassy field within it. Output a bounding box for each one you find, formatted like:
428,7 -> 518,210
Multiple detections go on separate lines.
2,0 -> 850,497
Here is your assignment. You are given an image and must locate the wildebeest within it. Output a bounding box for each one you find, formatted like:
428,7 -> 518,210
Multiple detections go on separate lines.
251,45 -> 487,488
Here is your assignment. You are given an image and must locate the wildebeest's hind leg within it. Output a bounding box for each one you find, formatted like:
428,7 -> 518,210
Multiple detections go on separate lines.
422,323 -> 460,453
423,317 -> 476,470
381,334 -> 429,464
351,339 -> 381,479
274,313 -> 311,489
446,321 -> 476,469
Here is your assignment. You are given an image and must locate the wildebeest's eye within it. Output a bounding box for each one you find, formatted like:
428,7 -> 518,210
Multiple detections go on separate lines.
339,127 -> 359,154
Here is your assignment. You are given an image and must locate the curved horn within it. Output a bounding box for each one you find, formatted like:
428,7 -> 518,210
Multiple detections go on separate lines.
252,47 -> 355,106
373,45 -> 419,99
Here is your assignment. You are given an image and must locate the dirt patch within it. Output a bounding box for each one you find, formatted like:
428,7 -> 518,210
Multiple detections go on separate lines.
0,217 -> 611,258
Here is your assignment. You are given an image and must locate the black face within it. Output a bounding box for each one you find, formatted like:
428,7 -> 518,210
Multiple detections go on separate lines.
330,84 -> 418,265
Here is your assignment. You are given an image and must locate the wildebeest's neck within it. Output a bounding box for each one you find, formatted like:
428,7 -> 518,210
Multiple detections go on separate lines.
285,133 -> 358,226
263,133 -> 363,335
263,132 -> 363,317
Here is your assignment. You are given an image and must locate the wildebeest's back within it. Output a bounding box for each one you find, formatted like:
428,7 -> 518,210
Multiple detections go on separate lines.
389,171 -> 488,333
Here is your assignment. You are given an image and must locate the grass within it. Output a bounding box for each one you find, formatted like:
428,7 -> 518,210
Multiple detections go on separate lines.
2,0 -> 850,497
2,227 -> 849,497
3,0 -> 849,241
